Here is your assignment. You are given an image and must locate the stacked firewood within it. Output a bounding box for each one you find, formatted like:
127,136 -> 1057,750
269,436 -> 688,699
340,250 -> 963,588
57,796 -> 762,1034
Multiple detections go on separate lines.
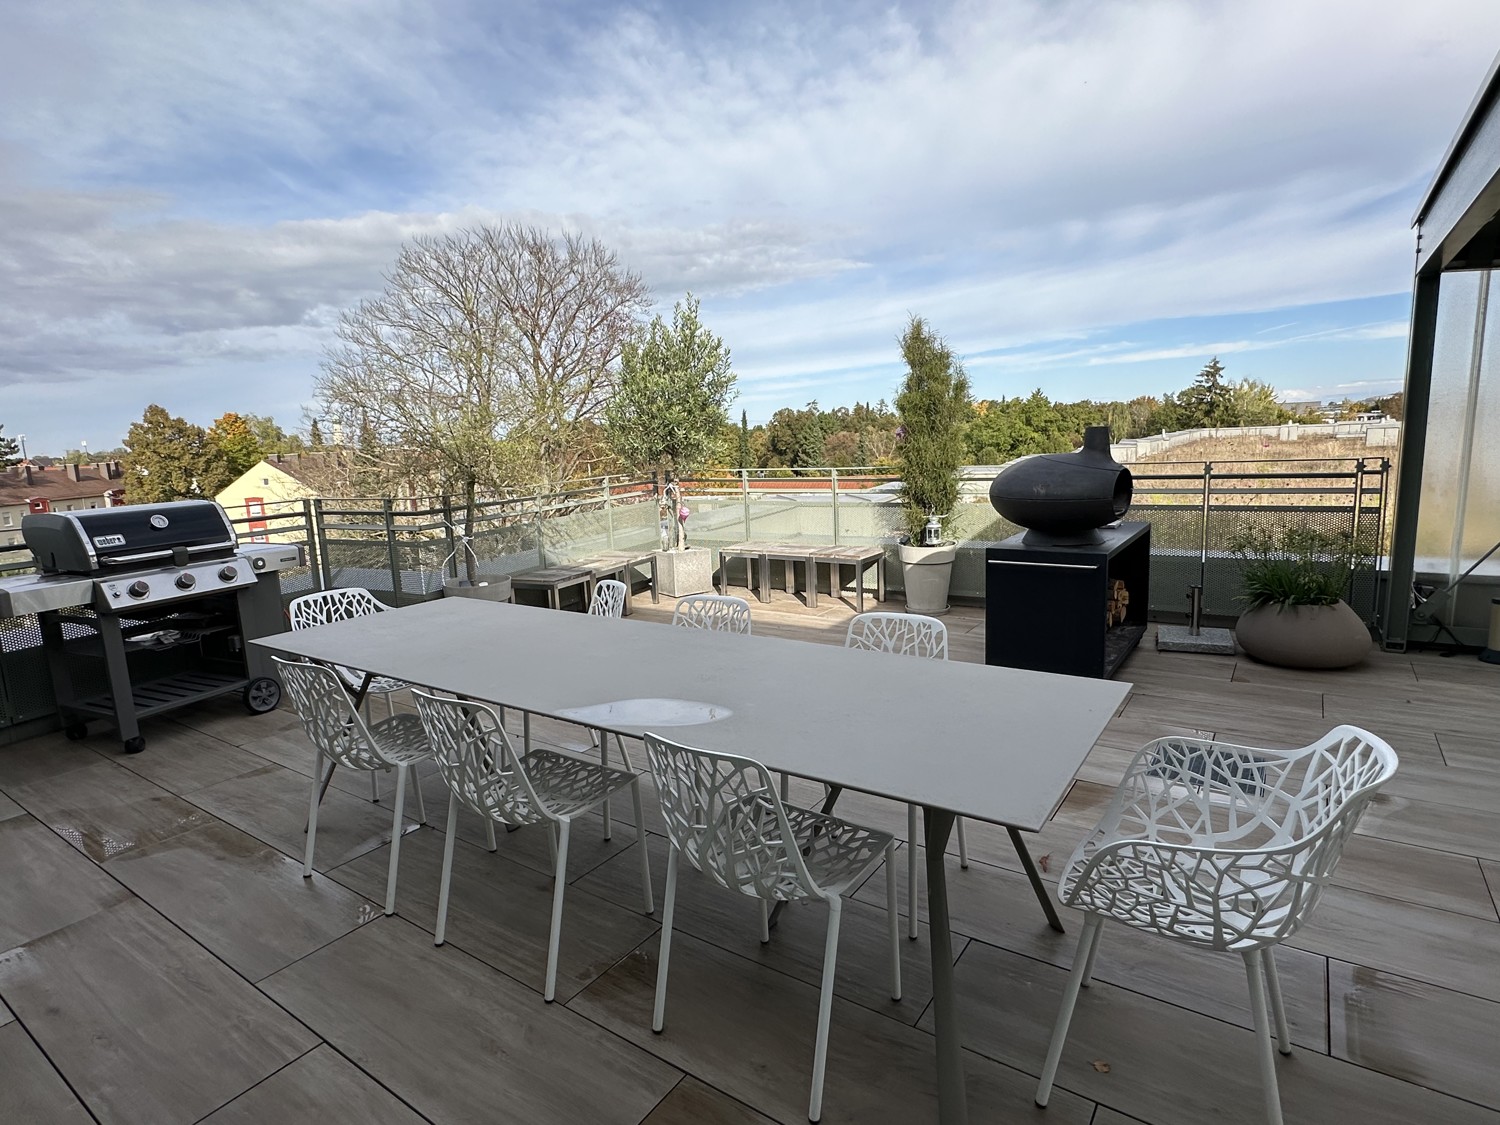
1106,579 -> 1129,627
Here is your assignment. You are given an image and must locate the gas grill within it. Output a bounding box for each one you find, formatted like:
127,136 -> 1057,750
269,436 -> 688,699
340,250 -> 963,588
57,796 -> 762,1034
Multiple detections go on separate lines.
0,500 -> 302,753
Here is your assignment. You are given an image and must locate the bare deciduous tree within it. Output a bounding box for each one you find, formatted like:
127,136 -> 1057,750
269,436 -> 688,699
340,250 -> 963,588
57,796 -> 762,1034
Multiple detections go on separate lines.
315,224 -> 648,574
477,225 -> 650,488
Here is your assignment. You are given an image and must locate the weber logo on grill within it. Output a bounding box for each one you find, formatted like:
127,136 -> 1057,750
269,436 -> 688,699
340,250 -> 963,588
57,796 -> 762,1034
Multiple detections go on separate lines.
92,534 -> 127,548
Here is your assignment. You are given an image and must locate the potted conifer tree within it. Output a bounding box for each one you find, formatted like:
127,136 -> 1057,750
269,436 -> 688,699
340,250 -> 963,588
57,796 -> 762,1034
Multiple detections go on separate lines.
894,317 -> 971,615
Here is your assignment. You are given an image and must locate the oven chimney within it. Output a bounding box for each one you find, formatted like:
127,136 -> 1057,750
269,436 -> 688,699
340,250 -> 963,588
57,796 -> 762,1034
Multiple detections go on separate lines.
66,462 -> 81,482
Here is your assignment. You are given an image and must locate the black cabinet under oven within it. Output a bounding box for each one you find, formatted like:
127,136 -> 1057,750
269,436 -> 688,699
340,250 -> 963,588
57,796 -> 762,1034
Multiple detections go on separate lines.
985,522 -> 1150,679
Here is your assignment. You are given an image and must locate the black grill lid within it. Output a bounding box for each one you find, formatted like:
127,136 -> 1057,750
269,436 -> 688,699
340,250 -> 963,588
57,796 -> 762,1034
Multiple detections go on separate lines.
23,501 -> 239,574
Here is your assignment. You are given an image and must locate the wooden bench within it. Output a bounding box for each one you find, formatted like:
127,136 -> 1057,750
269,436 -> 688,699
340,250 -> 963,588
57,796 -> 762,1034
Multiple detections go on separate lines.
718,542 -> 886,613
570,550 -> 659,615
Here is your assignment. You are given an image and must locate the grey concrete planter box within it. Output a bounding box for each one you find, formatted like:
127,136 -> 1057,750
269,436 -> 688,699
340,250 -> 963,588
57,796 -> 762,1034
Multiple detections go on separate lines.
655,547 -> 713,597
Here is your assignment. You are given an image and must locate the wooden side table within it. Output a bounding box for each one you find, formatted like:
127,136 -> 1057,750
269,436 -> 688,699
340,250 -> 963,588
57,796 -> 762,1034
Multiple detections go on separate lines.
509,565 -> 595,611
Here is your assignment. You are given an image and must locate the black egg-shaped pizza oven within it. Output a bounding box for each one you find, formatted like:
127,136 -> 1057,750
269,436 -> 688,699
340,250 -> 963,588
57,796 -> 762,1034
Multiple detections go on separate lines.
988,426 -> 1132,545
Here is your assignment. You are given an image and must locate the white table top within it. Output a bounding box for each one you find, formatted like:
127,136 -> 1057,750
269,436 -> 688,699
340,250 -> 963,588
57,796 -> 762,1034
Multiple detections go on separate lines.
253,599 -> 1130,831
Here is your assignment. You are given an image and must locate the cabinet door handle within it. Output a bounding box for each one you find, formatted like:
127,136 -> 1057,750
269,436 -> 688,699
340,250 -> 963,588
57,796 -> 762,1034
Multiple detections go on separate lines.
987,560 -> 1100,571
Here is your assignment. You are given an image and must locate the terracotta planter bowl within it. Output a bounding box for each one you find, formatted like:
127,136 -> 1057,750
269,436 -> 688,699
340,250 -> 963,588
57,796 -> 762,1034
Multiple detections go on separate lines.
1235,600 -> 1371,669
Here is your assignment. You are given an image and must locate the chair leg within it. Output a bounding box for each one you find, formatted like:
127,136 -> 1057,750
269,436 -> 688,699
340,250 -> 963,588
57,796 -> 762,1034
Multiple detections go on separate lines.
760,900 -> 771,944
956,817 -> 969,869
1036,914 -> 1103,1107
543,819 -> 572,1003
384,764 -> 409,916
370,769 -> 380,803
629,779 -> 653,914
808,896 -> 843,1123
1008,826 -> 1066,933
1262,947 -> 1293,1056
1079,914 -> 1105,988
885,842 -> 901,1001
484,820 -> 498,851
412,764 -> 428,825
546,823 -> 558,868
303,750 -> 323,877
780,771 -> 790,802
653,846 -> 680,1032
435,792 -> 460,946
906,804 -> 919,940
1244,949 -> 1286,1125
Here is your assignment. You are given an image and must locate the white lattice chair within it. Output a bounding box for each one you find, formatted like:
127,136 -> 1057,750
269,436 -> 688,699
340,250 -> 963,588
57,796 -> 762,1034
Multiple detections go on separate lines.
588,578 -> 628,618
844,610 -> 1066,939
413,690 -> 653,1002
1035,725 -> 1399,1125
644,732 -> 900,1123
844,612 -> 957,937
670,593 -> 752,634
288,587 -> 416,804
273,657 -> 431,915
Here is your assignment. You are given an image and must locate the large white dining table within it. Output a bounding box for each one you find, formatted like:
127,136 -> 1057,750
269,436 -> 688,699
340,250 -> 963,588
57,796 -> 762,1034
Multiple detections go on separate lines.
254,597 -> 1131,1124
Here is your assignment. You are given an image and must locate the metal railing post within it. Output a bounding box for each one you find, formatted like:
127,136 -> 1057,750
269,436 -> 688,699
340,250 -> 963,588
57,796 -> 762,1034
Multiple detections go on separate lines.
831,468 -> 841,544
1349,459 -> 1366,610
311,498 -> 331,590
742,469 -> 752,539
382,499 -> 402,605
534,491 -> 547,567
603,476 -> 616,549
1198,462 -> 1213,594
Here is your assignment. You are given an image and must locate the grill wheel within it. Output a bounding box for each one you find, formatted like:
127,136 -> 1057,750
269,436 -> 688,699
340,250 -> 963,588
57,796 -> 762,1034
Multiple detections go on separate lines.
244,677 -> 282,714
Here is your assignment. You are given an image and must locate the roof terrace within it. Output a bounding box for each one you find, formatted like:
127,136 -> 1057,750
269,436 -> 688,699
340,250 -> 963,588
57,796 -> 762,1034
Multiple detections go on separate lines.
1,592 -> 1495,1125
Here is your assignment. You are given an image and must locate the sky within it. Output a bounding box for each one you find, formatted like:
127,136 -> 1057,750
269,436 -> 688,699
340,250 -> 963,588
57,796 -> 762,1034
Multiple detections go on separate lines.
2,0 -> 1498,458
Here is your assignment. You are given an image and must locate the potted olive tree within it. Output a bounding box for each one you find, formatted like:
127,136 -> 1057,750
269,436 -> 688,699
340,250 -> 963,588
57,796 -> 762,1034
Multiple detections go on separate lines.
894,317 -> 971,615
1230,526 -> 1371,668
605,294 -> 736,597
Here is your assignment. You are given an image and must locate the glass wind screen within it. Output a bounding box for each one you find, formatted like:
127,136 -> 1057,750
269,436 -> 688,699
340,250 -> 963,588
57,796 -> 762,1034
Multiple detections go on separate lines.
1415,269 -> 1500,578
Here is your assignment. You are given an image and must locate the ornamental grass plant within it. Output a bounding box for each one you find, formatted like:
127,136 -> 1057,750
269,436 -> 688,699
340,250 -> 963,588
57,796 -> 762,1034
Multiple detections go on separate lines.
1229,525 -> 1358,609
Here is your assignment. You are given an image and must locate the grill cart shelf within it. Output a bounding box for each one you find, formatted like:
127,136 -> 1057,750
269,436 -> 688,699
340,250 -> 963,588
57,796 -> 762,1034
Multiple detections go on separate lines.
38,588 -> 285,754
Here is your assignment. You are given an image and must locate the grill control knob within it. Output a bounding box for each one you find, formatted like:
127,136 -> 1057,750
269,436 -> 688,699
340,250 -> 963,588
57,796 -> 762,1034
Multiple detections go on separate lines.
127,580 -> 150,599
175,573 -> 197,591
218,565 -> 238,582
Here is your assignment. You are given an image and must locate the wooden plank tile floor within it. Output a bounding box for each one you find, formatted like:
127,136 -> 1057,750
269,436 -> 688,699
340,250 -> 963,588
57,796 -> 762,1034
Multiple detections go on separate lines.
1,590 -> 1497,1124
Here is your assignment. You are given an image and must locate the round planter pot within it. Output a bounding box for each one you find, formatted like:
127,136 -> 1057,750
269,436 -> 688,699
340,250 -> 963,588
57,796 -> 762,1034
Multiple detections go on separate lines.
1235,600 -> 1371,670
442,574 -> 513,603
898,542 -> 957,616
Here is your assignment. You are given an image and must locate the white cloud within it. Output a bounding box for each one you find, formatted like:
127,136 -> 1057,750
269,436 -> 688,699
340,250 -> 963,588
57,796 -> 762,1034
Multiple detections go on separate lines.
0,0 -> 1496,451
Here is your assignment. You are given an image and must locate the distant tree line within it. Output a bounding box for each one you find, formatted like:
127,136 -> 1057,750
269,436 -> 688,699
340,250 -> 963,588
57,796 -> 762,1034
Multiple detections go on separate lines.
726,359 -> 1299,470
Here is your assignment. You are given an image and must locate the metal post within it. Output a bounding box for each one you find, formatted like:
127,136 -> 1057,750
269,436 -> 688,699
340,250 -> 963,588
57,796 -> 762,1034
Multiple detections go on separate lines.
1384,270 -> 1442,650
534,491 -> 547,568
1199,461 -> 1213,592
1187,585 -> 1204,635
741,469 -> 752,540
1348,459 -> 1366,607
603,476 -> 615,549
382,498 -> 402,605
831,468 -> 840,544
311,498 -> 332,590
